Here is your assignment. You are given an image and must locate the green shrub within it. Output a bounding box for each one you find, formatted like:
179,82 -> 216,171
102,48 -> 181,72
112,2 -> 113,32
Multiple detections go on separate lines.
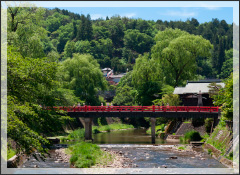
208,149 -> 213,155
60,137 -> 67,143
67,128 -> 85,141
146,124 -> 166,135
93,128 -> 100,134
205,118 -> 213,133
180,130 -> 202,143
200,133 -> 209,142
92,123 -> 134,133
178,146 -> 185,150
226,152 -> 233,160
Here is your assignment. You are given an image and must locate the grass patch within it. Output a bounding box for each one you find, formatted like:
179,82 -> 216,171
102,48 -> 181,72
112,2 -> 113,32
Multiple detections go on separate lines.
68,142 -> 113,168
92,123 -> 134,133
7,147 -> 16,160
180,130 -> 202,144
178,146 -> 186,150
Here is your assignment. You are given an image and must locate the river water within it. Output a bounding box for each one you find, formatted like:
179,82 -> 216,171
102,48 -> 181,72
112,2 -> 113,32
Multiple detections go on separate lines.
21,128 -> 228,169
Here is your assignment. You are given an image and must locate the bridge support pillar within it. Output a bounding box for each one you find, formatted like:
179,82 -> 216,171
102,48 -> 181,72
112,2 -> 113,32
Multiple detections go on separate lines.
213,116 -> 219,129
84,117 -> 93,141
151,118 -> 156,144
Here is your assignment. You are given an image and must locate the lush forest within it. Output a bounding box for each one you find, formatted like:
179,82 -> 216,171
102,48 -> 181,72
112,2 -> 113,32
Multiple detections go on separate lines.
6,6 -> 235,156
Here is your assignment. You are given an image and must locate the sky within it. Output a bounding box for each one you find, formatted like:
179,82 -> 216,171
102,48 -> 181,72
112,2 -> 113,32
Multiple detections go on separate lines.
46,7 -> 233,24
3,1 -> 238,25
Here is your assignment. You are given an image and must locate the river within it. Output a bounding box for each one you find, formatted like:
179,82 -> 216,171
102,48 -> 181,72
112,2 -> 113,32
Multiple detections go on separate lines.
20,128 -> 230,171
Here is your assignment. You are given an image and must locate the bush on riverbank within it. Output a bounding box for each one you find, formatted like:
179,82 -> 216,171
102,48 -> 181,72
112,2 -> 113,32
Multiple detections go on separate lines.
92,123 -> 134,133
146,124 -> 166,136
68,142 -> 113,168
60,128 -> 85,142
180,130 -> 202,143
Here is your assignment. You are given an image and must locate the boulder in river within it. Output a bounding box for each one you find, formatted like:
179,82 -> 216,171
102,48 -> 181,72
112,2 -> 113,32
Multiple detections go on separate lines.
169,156 -> 178,159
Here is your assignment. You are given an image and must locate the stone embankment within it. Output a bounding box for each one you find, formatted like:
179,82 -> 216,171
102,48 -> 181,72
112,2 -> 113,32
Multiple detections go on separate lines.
55,148 -> 71,163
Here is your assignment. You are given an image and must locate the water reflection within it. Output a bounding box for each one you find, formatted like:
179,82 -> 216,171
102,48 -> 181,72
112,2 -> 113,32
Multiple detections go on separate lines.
93,128 -> 177,144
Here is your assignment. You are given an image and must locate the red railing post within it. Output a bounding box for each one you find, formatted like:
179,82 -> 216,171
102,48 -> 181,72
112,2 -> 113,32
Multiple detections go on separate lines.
85,105 -> 87,112
153,105 -> 155,112
187,106 -> 189,112
198,106 -> 200,112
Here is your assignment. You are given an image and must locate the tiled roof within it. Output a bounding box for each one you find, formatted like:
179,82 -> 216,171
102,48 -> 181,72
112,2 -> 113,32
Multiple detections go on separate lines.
173,82 -> 225,94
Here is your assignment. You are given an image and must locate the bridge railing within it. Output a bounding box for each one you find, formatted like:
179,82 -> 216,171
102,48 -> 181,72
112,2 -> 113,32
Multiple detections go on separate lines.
49,106 -> 219,113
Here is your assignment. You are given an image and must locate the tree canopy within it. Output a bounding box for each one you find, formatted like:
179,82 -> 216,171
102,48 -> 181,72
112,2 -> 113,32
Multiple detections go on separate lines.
152,28 -> 213,87
58,53 -> 108,105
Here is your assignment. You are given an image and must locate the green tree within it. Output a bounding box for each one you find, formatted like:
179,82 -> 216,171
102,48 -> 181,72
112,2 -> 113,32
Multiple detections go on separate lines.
75,40 -> 92,54
76,14 -> 93,41
123,29 -> 154,54
219,49 -> 233,79
7,46 -> 72,156
112,85 -> 137,106
132,53 -> 163,105
7,6 -> 47,58
92,25 -> 110,40
58,53 -> 107,105
63,40 -> 76,59
107,16 -> 124,48
56,23 -> 74,53
152,28 -> 213,87
213,73 -> 233,121
217,37 -> 226,74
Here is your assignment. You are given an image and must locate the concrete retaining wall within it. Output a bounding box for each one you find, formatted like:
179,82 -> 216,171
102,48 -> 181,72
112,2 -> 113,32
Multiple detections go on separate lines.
7,154 -> 28,168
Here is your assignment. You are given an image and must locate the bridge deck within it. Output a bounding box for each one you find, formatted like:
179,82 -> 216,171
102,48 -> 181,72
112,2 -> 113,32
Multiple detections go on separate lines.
47,106 -> 219,118
48,106 -> 219,113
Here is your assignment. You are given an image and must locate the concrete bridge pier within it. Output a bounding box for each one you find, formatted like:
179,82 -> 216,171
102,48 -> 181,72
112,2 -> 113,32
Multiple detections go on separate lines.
84,117 -> 93,141
151,118 -> 156,144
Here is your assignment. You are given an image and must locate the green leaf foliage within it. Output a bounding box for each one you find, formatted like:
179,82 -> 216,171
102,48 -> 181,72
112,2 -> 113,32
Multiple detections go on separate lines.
152,28 -> 213,87
213,73 -> 233,120
132,53 -> 163,105
58,53 -> 108,105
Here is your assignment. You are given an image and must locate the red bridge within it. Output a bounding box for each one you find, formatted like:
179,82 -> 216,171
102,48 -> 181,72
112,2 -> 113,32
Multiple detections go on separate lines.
48,105 -> 220,143
49,105 -> 219,113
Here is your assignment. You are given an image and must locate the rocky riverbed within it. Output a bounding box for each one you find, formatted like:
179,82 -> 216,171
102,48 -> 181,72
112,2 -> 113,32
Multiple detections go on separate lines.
92,148 -> 133,168
22,144 -> 228,169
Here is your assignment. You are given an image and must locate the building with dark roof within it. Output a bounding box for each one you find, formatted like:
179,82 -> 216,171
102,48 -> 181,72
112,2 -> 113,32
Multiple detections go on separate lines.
173,79 -> 225,106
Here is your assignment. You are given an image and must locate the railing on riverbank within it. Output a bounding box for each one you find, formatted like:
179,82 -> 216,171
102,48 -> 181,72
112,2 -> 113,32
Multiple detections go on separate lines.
47,106 -> 219,113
